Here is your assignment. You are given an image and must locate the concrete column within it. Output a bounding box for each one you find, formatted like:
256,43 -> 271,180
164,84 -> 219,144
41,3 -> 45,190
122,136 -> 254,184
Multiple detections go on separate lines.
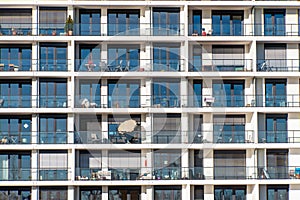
102,186 -> 108,200
31,186 -> 38,200
68,114 -> 74,144
31,149 -> 38,181
290,184 -> 300,200
140,6 -> 151,36
246,149 -> 255,179
31,108 -> 38,144
202,10 -> 211,34
32,6 -> 38,36
32,42 -> 38,72
101,8 -> 107,36
287,44 -> 299,72
203,149 -> 213,180
204,185 -> 214,200
146,185 -> 153,200
286,9 -> 298,35
180,77 -> 188,108
102,150 -> 108,170
182,184 -> 191,200
182,5 -> 188,36
68,149 -> 75,181
68,186 -> 74,200
101,79 -> 108,108
181,149 -> 189,179
181,113 -> 189,143
102,114 -> 108,142
68,40 -> 75,72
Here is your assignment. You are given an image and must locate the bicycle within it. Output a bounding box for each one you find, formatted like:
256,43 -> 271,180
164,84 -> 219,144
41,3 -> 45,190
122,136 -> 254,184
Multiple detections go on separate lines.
257,60 -> 273,72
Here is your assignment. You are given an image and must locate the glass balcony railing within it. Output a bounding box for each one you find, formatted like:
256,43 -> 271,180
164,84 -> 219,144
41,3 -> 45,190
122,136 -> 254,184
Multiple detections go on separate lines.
0,168 -> 31,181
189,23 -> 251,36
152,95 -> 180,108
75,168 -> 102,180
254,24 -> 299,36
0,59 -> 32,71
188,131 -> 254,144
0,23 -> 33,36
38,59 -> 70,71
38,96 -> 69,108
152,131 -> 181,144
39,132 -> 67,144
189,59 -> 252,72
0,132 -> 31,144
256,59 -> 300,72
39,168 -> 68,181
0,95 -> 31,108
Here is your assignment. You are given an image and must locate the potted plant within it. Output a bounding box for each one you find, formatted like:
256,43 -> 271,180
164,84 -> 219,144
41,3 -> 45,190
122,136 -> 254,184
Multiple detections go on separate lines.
65,15 -> 73,36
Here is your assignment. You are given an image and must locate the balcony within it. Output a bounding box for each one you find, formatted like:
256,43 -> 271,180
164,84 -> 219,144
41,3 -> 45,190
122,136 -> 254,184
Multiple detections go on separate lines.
152,96 -> 180,108
0,23 -> 33,36
0,132 -> 31,144
0,168 -> 31,181
39,132 -> 67,144
256,59 -> 300,72
0,95 -> 31,108
75,168 -> 103,180
254,24 -> 299,36
38,96 -> 70,108
0,59 -> 31,71
189,59 -> 252,72
152,131 -> 181,144
110,168 -> 140,180
39,168 -> 68,180
189,131 -> 254,144
189,23 -> 252,36
38,59 -> 70,71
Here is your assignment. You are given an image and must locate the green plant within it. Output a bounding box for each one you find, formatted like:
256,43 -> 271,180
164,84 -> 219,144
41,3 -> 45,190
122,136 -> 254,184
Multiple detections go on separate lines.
65,15 -> 73,32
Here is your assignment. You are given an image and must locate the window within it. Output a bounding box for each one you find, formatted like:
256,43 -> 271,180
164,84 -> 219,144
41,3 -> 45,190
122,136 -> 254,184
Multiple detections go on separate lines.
190,45 -> 202,72
0,80 -> 31,108
39,78 -> 67,108
153,149 -> 181,180
265,79 -> 286,107
267,150 -> 288,179
107,44 -> 140,71
39,151 -> 68,181
264,44 -> 286,71
153,8 -> 180,36
213,115 -> 245,143
153,43 -> 180,71
39,7 -> 67,36
264,9 -> 285,36
213,80 -> 244,107
194,186 -> 204,200
152,78 -> 180,108
79,9 -> 101,36
77,80 -> 101,108
190,150 -> 203,179
39,114 -> 67,144
77,150 -> 101,179
0,187 -> 31,200
0,45 -> 32,71
108,115 -> 141,144
153,114 -> 181,144
108,151 -> 141,180
192,80 -> 202,107
214,186 -> 246,200
267,185 -> 289,200
0,9 -> 32,35
212,10 -> 244,36
0,152 -> 31,181
108,80 -> 140,108
191,115 -> 203,143
212,45 -> 244,71
80,187 -> 102,200
0,115 -> 31,144
108,9 -> 140,36
265,114 -> 287,143
109,186 -> 140,200
76,44 -> 101,71
190,10 -> 202,36
214,150 -> 246,179
75,115 -> 101,144
40,43 -> 68,71
154,186 -> 182,200
39,187 -> 67,200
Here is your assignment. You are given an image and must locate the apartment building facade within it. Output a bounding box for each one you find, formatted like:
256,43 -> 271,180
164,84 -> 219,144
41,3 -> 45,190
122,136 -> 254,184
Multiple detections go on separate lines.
0,0 -> 299,199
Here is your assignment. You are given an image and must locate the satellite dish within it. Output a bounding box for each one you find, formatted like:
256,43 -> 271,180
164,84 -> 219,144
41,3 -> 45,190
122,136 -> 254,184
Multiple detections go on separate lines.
118,119 -> 137,134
